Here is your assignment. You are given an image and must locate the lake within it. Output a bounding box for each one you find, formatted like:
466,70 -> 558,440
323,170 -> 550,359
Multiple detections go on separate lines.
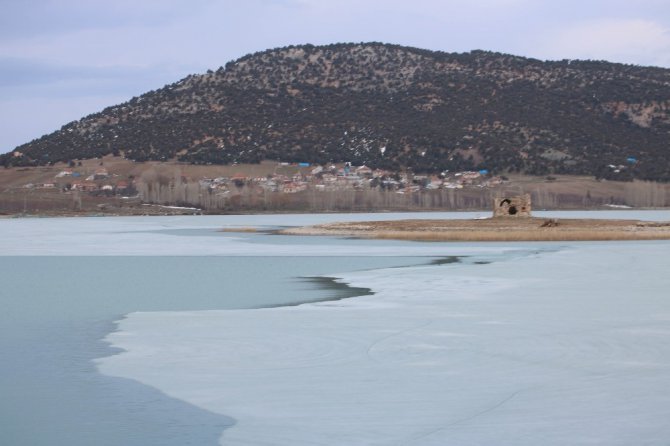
2,211 -> 670,445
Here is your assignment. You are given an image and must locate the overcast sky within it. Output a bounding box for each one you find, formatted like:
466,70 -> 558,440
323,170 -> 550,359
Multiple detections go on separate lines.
1,0 -> 669,153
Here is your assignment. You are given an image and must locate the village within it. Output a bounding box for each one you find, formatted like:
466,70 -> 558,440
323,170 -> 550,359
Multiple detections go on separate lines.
6,157 -> 669,216
19,165 -> 136,196
18,161 -> 504,198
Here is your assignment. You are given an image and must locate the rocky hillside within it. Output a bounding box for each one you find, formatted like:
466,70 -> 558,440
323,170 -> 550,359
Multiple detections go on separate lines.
4,43 -> 670,180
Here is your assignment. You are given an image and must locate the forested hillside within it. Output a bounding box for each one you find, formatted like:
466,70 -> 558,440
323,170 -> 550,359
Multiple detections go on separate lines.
4,43 -> 670,180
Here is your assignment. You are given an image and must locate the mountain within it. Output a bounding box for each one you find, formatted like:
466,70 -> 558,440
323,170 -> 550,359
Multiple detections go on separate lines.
3,43 -> 670,180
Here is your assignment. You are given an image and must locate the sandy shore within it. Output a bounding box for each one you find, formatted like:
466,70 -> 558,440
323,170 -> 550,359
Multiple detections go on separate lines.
279,217 -> 670,241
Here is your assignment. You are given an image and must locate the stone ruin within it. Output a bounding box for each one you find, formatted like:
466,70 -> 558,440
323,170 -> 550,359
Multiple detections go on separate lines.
493,194 -> 532,217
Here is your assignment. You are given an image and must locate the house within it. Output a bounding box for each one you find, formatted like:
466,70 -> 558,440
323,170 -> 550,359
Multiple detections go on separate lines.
116,180 -> 130,192
55,170 -> 73,178
281,182 -> 307,193
322,174 -> 337,184
231,173 -> 248,187
93,168 -> 109,180
73,181 -> 98,192
427,177 -> 443,189
355,165 -> 373,176
292,173 -> 305,183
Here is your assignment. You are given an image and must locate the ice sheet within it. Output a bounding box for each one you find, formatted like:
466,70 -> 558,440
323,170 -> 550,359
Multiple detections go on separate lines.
2,210 -> 669,255
1,213 -> 483,256
97,241 -> 670,445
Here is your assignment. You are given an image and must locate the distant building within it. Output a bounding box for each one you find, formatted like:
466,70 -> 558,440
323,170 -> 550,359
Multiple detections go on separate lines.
493,194 -> 531,217
93,168 -> 109,180
116,180 -> 130,191
355,165 -> 372,176
55,170 -> 73,178
73,181 -> 98,192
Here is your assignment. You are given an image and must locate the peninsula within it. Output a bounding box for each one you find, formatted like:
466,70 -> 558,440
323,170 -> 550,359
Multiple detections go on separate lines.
279,217 -> 670,242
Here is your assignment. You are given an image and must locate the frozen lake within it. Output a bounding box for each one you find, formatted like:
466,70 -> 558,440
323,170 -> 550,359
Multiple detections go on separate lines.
2,210 -> 670,445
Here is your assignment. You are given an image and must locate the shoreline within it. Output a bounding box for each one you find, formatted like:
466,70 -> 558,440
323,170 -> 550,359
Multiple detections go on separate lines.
279,217 -> 670,242
3,206 -> 670,220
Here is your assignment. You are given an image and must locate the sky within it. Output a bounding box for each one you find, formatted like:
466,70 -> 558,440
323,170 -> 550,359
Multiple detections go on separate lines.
1,0 -> 669,153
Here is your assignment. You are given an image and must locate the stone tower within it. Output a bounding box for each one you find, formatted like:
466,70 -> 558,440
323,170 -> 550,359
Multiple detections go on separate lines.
493,194 -> 532,217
